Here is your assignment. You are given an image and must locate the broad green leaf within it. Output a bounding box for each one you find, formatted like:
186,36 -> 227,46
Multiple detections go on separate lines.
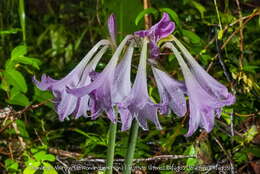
33,151 -> 55,162
13,56 -> 42,69
42,162 -> 58,174
11,45 -> 27,59
182,29 -> 201,44
159,8 -> 180,27
33,151 -> 46,161
135,8 -> 158,26
23,162 -> 41,174
5,69 -> 27,93
5,159 -> 19,171
16,119 -> 29,138
0,72 -> 9,92
8,91 -> 30,106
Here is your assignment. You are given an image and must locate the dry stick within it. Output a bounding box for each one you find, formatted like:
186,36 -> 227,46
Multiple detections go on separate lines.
143,0 -> 152,29
11,115 -> 26,150
79,155 -> 196,163
235,0 -> 244,70
207,10 -> 260,72
0,101 -> 48,134
8,143 -> 14,160
214,137 -> 235,174
216,120 -> 242,137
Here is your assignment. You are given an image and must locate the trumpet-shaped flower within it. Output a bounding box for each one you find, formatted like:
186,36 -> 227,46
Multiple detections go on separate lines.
67,35 -> 133,123
33,40 -> 110,120
118,39 -> 162,131
152,67 -> 187,117
164,41 -> 235,136
135,13 -> 175,58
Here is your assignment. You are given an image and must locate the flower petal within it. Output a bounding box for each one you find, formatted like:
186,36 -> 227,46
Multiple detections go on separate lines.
152,67 -> 187,117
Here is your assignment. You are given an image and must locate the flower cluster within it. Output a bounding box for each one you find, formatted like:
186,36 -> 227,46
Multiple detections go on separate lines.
33,13 -> 235,136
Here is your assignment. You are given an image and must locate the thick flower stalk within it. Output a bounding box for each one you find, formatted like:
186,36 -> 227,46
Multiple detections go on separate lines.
135,12 -> 175,58
118,38 -> 162,131
163,41 -> 235,136
33,40 -> 110,120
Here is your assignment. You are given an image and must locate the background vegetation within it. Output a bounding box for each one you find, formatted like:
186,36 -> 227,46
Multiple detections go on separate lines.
0,0 -> 259,173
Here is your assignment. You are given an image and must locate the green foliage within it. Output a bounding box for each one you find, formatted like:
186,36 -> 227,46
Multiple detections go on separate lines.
0,0 -> 259,173
23,146 -> 57,174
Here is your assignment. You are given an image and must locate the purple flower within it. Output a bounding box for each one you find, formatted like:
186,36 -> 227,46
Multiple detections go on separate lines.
152,67 -> 187,117
108,14 -> 117,46
135,13 -> 175,58
33,40 -> 110,121
164,40 -> 235,136
118,39 -> 162,131
67,35 -> 133,123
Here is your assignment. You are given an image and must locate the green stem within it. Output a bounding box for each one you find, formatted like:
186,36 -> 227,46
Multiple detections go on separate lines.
123,120 -> 139,174
105,121 -> 117,174
18,0 -> 26,43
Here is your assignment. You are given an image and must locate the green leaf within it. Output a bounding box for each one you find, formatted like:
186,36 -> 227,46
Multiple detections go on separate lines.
182,29 -> 201,44
5,159 -> 19,171
135,8 -> 158,26
16,119 -> 29,138
13,56 -> 42,69
191,0 -> 206,18
11,45 -> 27,59
33,86 -> 53,108
243,65 -> 259,73
5,69 -> 27,93
8,92 -> 30,106
42,162 -> 58,174
23,162 -> 41,174
185,145 -> 198,170
243,125 -> 258,143
33,151 -> 56,162
159,8 -> 180,27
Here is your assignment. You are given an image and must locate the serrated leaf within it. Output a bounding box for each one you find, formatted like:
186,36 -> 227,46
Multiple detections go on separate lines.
23,162 -> 41,174
43,162 -> 58,174
135,8 -> 158,26
159,8 -> 180,27
5,69 -> 27,93
11,45 -> 27,59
